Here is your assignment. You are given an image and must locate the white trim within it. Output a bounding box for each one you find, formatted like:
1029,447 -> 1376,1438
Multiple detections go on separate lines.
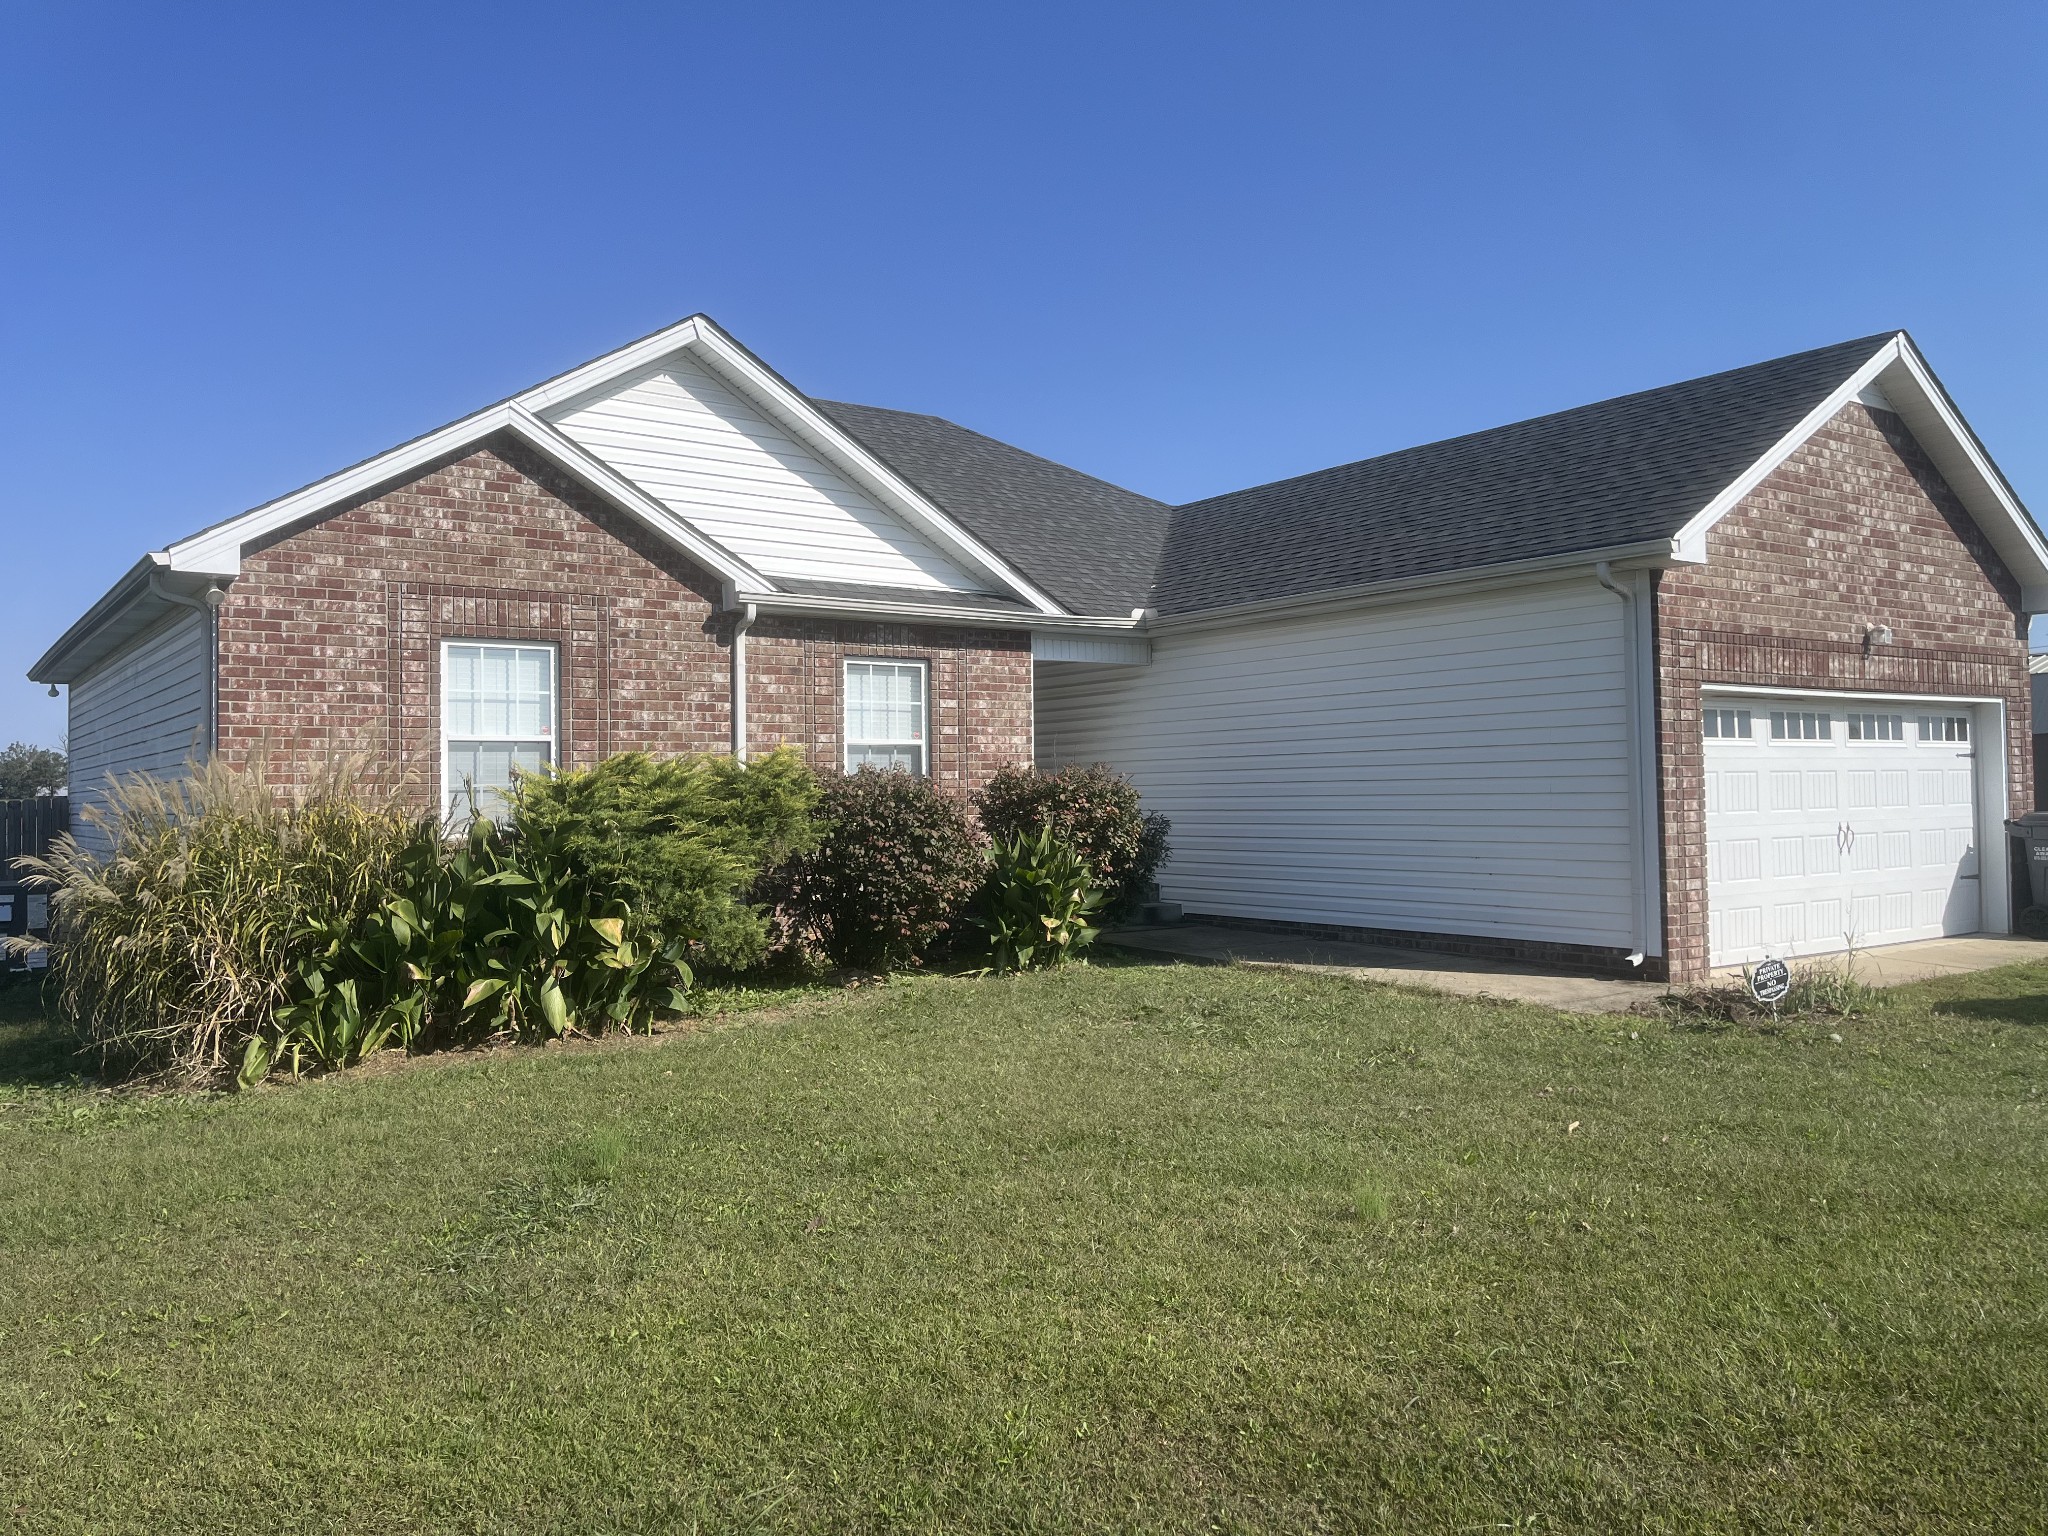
1671,338 -> 1902,554
677,320 -> 1065,615
156,313 -> 1068,616
439,638 -> 560,824
1700,683 -> 2001,705
1594,563 -> 1664,959
1148,540 -> 1678,635
1699,683 -> 2013,937
747,593 -> 1142,630
842,656 -> 930,776
1670,333 -> 2048,608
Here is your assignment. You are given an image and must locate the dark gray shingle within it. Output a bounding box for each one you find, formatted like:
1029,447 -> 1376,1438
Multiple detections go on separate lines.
1154,333 -> 1897,614
812,400 -> 1171,616
818,334 -> 1899,618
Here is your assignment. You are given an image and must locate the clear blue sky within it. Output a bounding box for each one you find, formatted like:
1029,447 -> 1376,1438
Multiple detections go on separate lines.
4,1 -> 2045,750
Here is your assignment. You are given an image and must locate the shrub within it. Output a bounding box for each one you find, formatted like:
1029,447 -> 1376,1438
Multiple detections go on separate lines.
978,828 -> 1104,972
259,748 -> 824,1082
510,747 -> 821,972
770,768 -> 982,971
18,754 -> 422,1083
974,764 -> 1169,920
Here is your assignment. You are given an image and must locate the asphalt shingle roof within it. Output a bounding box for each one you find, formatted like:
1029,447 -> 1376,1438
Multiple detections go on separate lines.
820,334 -> 1898,619
812,400 -> 1172,616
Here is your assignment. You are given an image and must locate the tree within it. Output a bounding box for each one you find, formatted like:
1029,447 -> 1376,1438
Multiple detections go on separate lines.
0,741 -> 66,799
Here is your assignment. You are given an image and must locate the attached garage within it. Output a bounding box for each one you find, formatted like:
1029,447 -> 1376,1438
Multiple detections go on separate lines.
1702,691 -> 2002,967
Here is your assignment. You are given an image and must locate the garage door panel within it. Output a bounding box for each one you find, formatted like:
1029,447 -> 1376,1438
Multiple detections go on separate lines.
1704,693 -> 1981,967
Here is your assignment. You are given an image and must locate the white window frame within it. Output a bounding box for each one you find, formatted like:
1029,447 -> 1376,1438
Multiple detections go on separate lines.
440,639 -> 559,823
842,657 -> 930,776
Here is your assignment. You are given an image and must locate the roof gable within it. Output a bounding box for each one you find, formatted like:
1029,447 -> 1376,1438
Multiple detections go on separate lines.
544,353 -> 985,593
158,315 -> 1064,615
1152,335 -> 1899,616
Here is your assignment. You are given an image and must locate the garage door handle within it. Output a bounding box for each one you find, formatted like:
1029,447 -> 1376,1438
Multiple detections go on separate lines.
1837,822 -> 1856,854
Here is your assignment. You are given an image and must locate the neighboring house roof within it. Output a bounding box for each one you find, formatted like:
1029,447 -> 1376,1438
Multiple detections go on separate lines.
813,402 -> 1170,616
1155,334 -> 1895,615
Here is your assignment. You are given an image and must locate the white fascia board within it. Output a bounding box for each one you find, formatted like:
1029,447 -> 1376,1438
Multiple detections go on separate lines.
160,399 -> 771,593
165,404 -> 532,573
1669,337 -> 1902,557
501,407 -> 773,593
749,593 -> 1143,630
1147,539 -> 1676,635
677,320 -> 1068,616
1881,337 -> 2048,602
1669,333 -> 2048,606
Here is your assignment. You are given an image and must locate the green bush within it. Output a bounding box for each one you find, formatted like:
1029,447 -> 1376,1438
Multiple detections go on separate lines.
974,764 -> 1169,920
22,747 -> 828,1087
769,768 -> 983,971
510,748 -> 821,972
978,827 -> 1104,972
258,748 -> 823,1083
18,754 -> 422,1083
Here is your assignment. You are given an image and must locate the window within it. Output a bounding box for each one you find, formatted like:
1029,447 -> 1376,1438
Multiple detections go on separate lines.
1703,707 -> 1752,739
844,659 -> 928,774
1848,713 -> 1905,742
1769,711 -> 1829,741
443,642 -> 556,820
1918,714 -> 1970,742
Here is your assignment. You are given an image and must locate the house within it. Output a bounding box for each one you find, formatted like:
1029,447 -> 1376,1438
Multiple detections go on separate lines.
29,318 -> 2046,983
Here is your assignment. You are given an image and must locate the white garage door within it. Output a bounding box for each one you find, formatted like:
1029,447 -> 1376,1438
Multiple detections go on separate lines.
1704,696 -> 1981,967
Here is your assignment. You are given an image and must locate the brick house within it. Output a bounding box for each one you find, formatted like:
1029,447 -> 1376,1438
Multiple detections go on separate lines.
31,319 -> 2048,983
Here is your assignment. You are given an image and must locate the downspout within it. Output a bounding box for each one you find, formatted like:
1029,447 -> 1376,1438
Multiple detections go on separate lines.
1594,562 -> 1649,968
148,572 -> 228,755
730,602 -> 757,762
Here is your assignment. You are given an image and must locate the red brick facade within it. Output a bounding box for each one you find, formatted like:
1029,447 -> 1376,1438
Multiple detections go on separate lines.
213,436 -> 1034,809
1654,401 -> 2032,982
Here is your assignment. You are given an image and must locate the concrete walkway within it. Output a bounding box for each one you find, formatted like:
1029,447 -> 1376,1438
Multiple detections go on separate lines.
1104,923 -> 2048,1015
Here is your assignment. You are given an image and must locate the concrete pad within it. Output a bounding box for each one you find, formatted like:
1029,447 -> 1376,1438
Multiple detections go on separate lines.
1107,924 -> 2048,1015
1102,924 -> 1666,1014
1709,933 -> 2048,988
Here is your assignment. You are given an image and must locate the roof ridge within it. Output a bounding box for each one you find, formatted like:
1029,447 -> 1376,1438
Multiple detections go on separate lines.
1174,332 -> 1901,512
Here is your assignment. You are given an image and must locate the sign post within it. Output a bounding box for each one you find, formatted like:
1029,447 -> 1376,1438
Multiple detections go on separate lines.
1748,957 -> 1791,1011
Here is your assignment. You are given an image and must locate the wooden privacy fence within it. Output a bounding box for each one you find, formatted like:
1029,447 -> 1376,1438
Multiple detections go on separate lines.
2,795 -> 68,879
1,795 -> 65,943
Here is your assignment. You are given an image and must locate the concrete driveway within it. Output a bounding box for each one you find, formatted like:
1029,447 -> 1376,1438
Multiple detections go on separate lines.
1104,924 -> 2048,1015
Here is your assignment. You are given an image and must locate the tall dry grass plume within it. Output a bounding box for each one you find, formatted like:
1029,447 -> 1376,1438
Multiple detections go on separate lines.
12,750 -> 428,1083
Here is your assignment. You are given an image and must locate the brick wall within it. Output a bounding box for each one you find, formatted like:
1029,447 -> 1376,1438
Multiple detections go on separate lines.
1654,401 -> 2031,982
747,616 -> 1033,797
215,435 -> 1033,809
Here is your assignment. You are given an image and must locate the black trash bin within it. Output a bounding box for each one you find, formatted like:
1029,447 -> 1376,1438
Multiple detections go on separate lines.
2006,812 -> 2048,911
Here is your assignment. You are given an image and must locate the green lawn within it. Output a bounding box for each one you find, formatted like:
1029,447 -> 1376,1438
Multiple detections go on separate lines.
1,955 -> 2044,1534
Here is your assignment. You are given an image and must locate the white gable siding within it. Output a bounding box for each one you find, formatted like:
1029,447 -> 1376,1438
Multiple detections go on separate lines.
1036,579 -> 1636,949
68,609 -> 208,852
546,352 -> 983,591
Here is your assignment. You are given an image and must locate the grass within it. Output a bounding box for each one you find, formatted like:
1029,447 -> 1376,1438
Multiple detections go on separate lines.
1,954 -> 2045,1533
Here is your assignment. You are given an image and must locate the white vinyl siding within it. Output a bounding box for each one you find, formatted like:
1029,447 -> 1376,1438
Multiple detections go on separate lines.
844,660 -> 928,774
546,351 -> 983,592
1035,579 -> 1636,949
67,608 -> 209,853
442,642 -> 556,821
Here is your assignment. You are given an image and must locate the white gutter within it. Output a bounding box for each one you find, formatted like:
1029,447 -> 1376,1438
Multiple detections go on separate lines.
730,602 -> 757,761
147,568 -> 230,755
1148,539 -> 1680,635
746,593 -> 1147,631
1594,560 -> 1659,965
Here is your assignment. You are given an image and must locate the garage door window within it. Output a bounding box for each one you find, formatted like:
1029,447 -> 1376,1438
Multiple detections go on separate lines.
1847,713 -> 1905,742
1917,715 -> 1969,742
1770,711 -> 1829,741
1703,707 -> 1752,739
